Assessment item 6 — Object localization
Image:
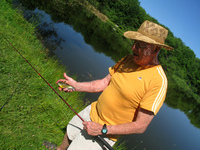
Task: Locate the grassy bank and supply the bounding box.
[0,1,126,149]
[0,0,85,149]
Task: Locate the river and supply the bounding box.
[17,1,200,149]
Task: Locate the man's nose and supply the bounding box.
[131,44,135,50]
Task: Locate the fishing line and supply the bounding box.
[0,33,114,150]
[0,86,20,111]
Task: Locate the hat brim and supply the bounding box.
[124,31,173,50]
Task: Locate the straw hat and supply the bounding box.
[124,20,173,50]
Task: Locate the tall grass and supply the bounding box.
[0,0,85,149]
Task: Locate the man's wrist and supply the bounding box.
[101,124,108,135]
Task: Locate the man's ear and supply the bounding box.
[153,46,161,53]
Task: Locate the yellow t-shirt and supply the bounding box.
[90,55,168,141]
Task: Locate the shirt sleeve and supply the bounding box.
[140,68,168,115]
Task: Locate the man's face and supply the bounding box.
[132,40,158,66]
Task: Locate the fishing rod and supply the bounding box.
[1,33,114,150]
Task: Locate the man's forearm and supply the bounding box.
[107,122,146,135]
[75,80,106,93]
[83,121,147,137]
[75,74,111,93]
[106,109,154,135]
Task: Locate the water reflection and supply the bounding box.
[15,0,200,149]
[166,76,200,129]
[23,7,65,56]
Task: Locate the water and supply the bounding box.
[21,3,200,150]
[53,22,115,101]
[54,23,115,81]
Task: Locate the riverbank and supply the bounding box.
[0,0,125,149]
[0,0,85,149]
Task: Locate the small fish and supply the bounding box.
[57,81,75,91]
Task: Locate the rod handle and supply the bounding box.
[97,135,114,150]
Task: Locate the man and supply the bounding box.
[43,20,173,150]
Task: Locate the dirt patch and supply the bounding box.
[80,1,109,22]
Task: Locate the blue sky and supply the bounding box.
[139,0,200,58]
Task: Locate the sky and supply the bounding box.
[139,0,200,58]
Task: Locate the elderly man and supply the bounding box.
[43,20,173,150]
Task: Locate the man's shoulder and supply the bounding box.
[150,65,168,84]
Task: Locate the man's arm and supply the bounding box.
[56,73,111,93]
[107,108,154,135]
[83,108,154,136]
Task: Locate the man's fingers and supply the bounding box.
[63,72,69,80]
[56,79,66,84]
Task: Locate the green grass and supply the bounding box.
[0,0,85,149]
[0,0,126,149]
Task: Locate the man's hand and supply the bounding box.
[82,121,103,136]
[56,73,111,93]
[56,73,77,92]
